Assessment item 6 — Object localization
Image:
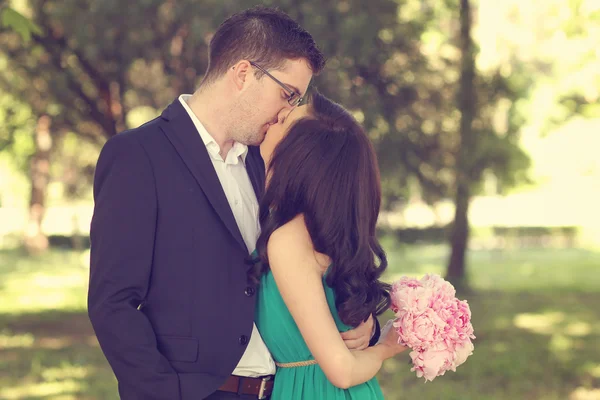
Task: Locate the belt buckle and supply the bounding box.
[258,376,271,399]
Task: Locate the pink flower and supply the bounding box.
[392,281,436,314]
[452,340,474,369]
[390,277,425,313]
[389,274,475,381]
[395,276,422,289]
[410,342,454,382]
[394,308,446,350]
[422,274,455,298]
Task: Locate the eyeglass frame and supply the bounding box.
[249,61,303,107]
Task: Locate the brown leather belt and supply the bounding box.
[218,375,274,399]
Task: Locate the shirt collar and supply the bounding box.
[178,94,248,164]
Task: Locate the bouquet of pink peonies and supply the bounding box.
[390,274,475,382]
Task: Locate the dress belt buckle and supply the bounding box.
[258,376,271,399]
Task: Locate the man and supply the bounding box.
[88,6,379,400]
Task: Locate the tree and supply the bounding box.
[285,0,448,206]
[0,0,229,251]
[1,2,50,252]
[1,0,533,260]
[446,0,476,289]
[444,0,532,289]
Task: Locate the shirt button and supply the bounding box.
[235,199,239,205]
[245,287,255,297]
[239,335,249,346]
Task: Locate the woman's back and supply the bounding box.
[255,267,384,399]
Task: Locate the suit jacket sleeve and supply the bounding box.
[368,315,381,347]
[88,133,180,399]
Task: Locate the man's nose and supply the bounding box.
[276,108,290,123]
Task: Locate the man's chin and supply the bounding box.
[251,129,268,146]
[240,134,265,147]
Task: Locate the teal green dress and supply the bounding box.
[255,266,384,399]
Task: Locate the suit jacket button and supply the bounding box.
[239,335,249,345]
[245,287,255,297]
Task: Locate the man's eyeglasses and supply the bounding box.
[249,61,303,107]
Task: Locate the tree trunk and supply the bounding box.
[446,0,476,291]
[447,181,471,288]
[23,115,53,254]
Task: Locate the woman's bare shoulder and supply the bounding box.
[268,215,330,273]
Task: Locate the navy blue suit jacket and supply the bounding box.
[88,99,266,400]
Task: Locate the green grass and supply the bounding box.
[0,245,599,399]
[378,243,600,400]
[0,249,116,399]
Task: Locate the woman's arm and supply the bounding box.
[267,218,405,389]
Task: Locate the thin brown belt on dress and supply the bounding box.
[275,359,318,368]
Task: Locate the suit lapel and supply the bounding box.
[245,146,266,202]
[159,99,247,252]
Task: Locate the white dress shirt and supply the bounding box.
[178,95,276,377]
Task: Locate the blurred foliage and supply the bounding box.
[0,93,36,170]
[1,0,597,200]
[0,4,41,42]
[0,0,537,209]
[0,0,597,262]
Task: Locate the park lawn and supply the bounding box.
[379,244,600,400]
[0,245,599,400]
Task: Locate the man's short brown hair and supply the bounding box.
[202,6,326,85]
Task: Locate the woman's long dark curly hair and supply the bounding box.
[248,91,391,327]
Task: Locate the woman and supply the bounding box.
[249,92,406,399]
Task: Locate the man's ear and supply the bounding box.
[230,60,253,91]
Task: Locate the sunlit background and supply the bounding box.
[0,0,599,399]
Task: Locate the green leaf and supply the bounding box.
[0,7,43,42]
